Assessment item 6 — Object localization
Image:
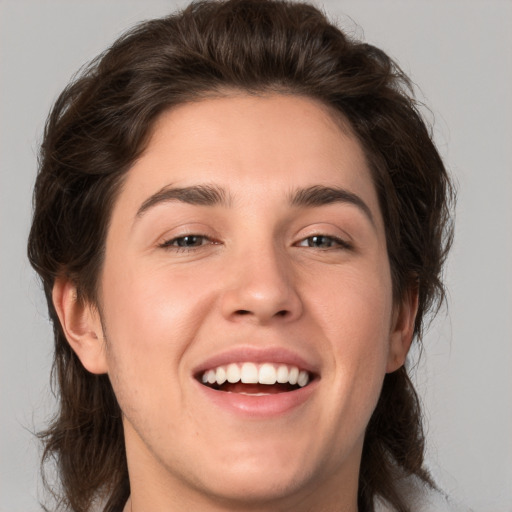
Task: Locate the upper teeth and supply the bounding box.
[201,362,310,387]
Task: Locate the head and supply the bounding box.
[28,1,454,511]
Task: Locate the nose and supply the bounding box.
[220,245,303,325]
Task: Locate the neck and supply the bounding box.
[123,421,361,512]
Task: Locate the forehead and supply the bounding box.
[114,93,382,226]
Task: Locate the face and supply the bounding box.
[59,94,415,511]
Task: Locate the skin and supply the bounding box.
[53,94,417,512]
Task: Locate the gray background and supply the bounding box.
[1,1,511,511]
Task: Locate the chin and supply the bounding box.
[197,466,313,507]
[184,441,326,507]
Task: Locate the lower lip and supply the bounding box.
[195,379,318,418]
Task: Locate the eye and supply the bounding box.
[296,235,350,250]
[159,234,212,250]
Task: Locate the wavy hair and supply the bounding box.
[28,1,454,511]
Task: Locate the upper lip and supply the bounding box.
[192,345,320,377]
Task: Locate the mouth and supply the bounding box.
[197,362,314,395]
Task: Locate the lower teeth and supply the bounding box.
[206,382,301,393]
[234,392,271,396]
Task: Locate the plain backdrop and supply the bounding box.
[1,1,511,511]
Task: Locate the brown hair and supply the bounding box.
[28,1,454,511]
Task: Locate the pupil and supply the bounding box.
[310,235,330,248]
[179,236,201,247]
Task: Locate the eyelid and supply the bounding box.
[293,222,354,247]
[158,233,216,249]
[152,221,222,248]
[295,234,352,250]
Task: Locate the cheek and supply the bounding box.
[98,256,228,420]
[312,264,393,405]
[101,257,208,344]
[98,259,210,400]
[314,260,393,347]
[99,264,200,425]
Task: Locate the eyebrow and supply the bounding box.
[135,183,374,225]
[136,184,229,218]
[289,185,375,225]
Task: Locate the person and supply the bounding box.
[27,0,455,511]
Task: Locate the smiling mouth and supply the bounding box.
[198,362,313,395]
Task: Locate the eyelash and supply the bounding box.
[295,235,352,250]
[158,234,214,252]
[159,234,351,252]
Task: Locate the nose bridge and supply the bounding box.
[220,236,302,323]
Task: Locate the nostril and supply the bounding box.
[234,309,289,317]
